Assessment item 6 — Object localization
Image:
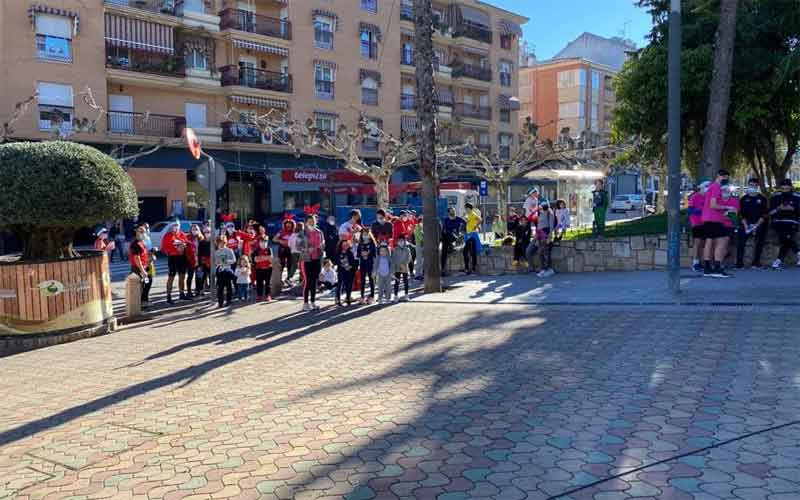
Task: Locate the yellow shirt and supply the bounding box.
[466,209,482,232]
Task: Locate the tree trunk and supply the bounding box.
[414,0,441,293]
[699,0,738,180]
[495,180,508,236]
[13,226,80,260]
[374,173,390,210]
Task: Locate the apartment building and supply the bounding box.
[0,0,526,223]
[518,33,635,144]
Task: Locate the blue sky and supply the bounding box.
[485,0,654,59]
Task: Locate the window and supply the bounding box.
[500,108,511,123]
[402,42,414,65]
[185,103,207,128]
[314,16,334,50]
[284,191,321,210]
[184,0,205,13]
[315,114,337,136]
[361,0,378,14]
[500,61,513,87]
[363,118,381,151]
[500,34,512,50]
[361,77,379,106]
[559,101,585,119]
[186,49,208,71]
[499,133,512,159]
[36,14,72,62]
[360,30,378,59]
[557,69,587,89]
[315,64,335,99]
[37,82,73,132]
[591,104,599,132]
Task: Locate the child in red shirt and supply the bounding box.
[252,235,273,301]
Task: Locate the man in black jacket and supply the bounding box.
[736,178,769,269]
[770,179,800,269]
[371,209,394,246]
[321,215,339,262]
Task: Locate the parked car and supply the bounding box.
[150,220,203,253]
[611,194,645,213]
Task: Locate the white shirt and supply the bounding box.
[523,196,539,217]
[320,268,337,284]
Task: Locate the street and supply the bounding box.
[2,273,800,499]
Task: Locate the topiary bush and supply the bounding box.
[0,141,138,260]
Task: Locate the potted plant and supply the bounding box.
[0,141,138,345]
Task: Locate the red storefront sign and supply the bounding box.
[281,169,373,184]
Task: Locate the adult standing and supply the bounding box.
[736,178,768,269]
[687,181,710,272]
[196,226,212,296]
[592,180,609,238]
[371,209,394,246]
[770,179,800,269]
[129,225,152,307]
[298,215,325,311]
[162,222,190,303]
[273,219,296,286]
[701,169,732,278]
[185,224,202,297]
[321,214,339,261]
[394,211,416,274]
[463,203,482,275]
[441,207,465,276]
[338,209,363,242]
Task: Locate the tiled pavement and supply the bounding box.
[1,292,799,499]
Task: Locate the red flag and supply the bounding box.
[184,128,202,160]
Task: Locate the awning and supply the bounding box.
[401,116,418,136]
[359,69,382,86]
[104,13,174,54]
[359,22,382,41]
[461,46,489,56]
[498,19,523,37]
[29,4,79,35]
[232,38,288,56]
[231,95,288,109]
[497,95,521,111]
[312,9,339,30]
[314,110,339,118]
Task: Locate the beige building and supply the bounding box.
[0,0,526,222]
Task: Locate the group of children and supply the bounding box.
[212,222,275,307]
[508,189,571,277]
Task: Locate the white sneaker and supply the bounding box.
[772,259,783,270]
[392,295,399,303]
[302,302,312,311]
[536,270,546,277]
[311,302,319,310]
[545,269,555,277]
[401,295,409,302]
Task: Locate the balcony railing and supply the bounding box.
[107,110,184,137]
[401,49,415,65]
[315,80,334,100]
[476,144,492,155]
[401,93,415,110]
[219,8,292,40]
[104,0,177,15]
[452,21,492,44]
[220,65,293,93]
[500,73,512,87]
[453,103,491,121]
[452,63,492,82]
[222,121,264,143]
[400,4,414,21]
[106,48,185,77]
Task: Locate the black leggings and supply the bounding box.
[337,269,355,304]
[394,272,409,296]
[360,268,375,298]
[255,268,273,297]
[775,224,799,260]
[302,259,321,303]
[463,238,477,272]
[216,269,233,306]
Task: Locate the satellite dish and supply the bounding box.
[195,160,226,191]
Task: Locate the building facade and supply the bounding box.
[0,0,526,224]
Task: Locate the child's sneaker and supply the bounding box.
[536,269,546,277]
[359,298,366,305]
[265,295,272,302]
[401,294,409,302]
[302,302,312,311]
[392,295,399,303]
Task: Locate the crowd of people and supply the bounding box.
[688,170,800,277]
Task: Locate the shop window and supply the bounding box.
[284,191,320,210]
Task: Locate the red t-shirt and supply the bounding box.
[129,240,149,270]
[252,247,273,269]
[393,219,416,242]
[162,231,188,256]
[236,231,257,256]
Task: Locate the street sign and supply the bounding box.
[479,180,488,197]
[196,160,226,193]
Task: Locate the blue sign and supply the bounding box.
[479,180,488,196]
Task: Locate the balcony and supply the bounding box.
[454,103,491,121]
[362,138,380,152]
[452,21,492,44]
[107,110,184,137]
[400,4,414,21]
[219,9,292,40]
[104,0,178,15]
[401,93,415,110]
[452,63,492,82]
[106,48,185,78]
[499,145,511,160]
[221,65,293,93]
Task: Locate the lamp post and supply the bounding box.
[667,0,682,295]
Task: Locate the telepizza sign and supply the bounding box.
[281,169,372,184]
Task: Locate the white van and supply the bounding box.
[441,189,480,217]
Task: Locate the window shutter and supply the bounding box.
[36,14,72,39]
[37,82,73,107]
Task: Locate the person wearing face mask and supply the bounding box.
[769,179,800,269]
[184,224,201,298]
[214,235,236,307]
[688,181,710,272]
[463,203,483,275]
[735,179,768,269]
[273,219,297,286]
[162,222,190,302]
[536,202,557,277]
[298,215,325,311]
[196,227,212,296]
[391,235,412,301]
[393,210,416,247]
[129,225,152,307]
[371,209,394,246]
[701,169,733,278]
[321,215,339,261]
[357,229,377,304]
[225,222,240,260]
[441,207,466,276]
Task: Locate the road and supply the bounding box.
[2,274,799,499]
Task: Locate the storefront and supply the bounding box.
[522,167,605,228]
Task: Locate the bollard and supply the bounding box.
[125,273,142,319]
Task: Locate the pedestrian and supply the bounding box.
[321,214,339,261]
[736,178,768,269]
[701,169,733,278]
[537,201,557,277]
[94,228,115,261]
[462,203,482,274]
[507,207,520,234]
[235,224,257,257]
[592,179,609,238]
[298,215,325,311]
[252,234,273,302]
[375,243,393,303]
[319,258,337,292]
[392,234,412,301]
[720,185,740,268]
[273,219,296,286]
[688,181,710,272]
[336,239,357,306]
[371,209,394,246]
[196,226,212,296]
[235,255,252,302]
[441,207,465,276]
[512,216,532,268]
[769,179,800,269]
[289,221,304,285]
[413,216,424,281]
[114,221,127,262]
[492,213,505,239]
[523,188,540,219]
[162,222,190,302]
[357,229,377,304]
[185,224,201,298]
[224,222,241,260]
[214,235,236,307]
[338,209,363,242]
[129,225,152,307]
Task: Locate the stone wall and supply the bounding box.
[444,234,794,276]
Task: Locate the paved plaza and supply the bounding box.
[2,274,800,499]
